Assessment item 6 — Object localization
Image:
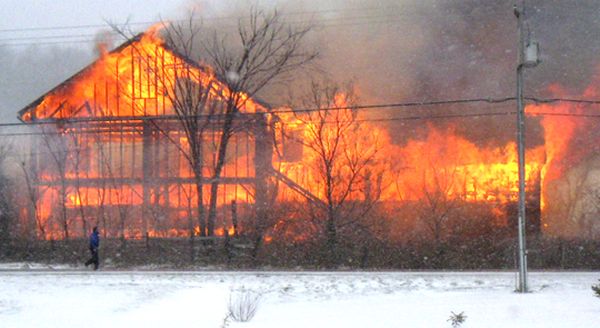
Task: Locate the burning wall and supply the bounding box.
[19,29,267,240]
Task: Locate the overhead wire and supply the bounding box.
[0,96,520,130]
[525,96,600,104]
[4,112,600,158]
[0,5,409,34]
[0,8,427,47]
[0,96,598,133]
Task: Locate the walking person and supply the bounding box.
[84,226,100,270]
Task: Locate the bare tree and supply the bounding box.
[39,125,71,239]
[414,165,462,245]
[110,7,316,237]
[285,81,386,265]
[18,152,47,239]
[199,8,317,236]
[93,131,135,241]
[66,130,91,238]
[111,17,221,237]
[0,141,15,248]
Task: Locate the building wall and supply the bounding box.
[30,118,266,239]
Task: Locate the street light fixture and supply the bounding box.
[514,2,540,293]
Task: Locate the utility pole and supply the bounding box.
[514,1,540,293]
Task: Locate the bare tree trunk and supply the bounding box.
[40,127,71,240]
[187,192,195,261]
[207,114,234,236]
[60,175,69,240]
[71,134,88,238]
[194,174,206,237]
[325,210,338,265]
[20,159,44,239]
[325,168,338,265]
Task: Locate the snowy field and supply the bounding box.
[0,265,598,328]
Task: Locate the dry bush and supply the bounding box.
[227,289,261,322]
[592,280,600,298]
[448,311,467,328]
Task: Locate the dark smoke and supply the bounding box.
[184,0,600,148]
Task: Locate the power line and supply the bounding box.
[0,6,406,34]
[528,112,600,118]
[1,96,600,132]
[277,97,516,115]
[0,112,513,137]
[0,96,597,132]
[4,109,600,157]
[525,97,600,104]
[272,96,600,115]
[0,10,426,47]
[1,39,113,47]
[355,111,516,123]
[3,110,600,140]
[0,32,122,43]
[1,97,517,128]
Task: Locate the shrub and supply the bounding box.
[592,280,600,298]
[227,290,261,322]
[448,311,467,328]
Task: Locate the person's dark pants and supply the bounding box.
[85,248,99,270]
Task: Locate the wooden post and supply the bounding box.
[29,134,40,239]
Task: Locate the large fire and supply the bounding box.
[275,109,545,208]
[525,80,600,237]
[21,26,265,239]
[22,26,259,122]
[21,26,595,241]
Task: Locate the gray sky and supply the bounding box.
[0,0,286,49]
[0,0,186,30]
[0,0,193,50]
[0,0,189,121]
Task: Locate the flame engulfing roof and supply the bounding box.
[18,28,267,122]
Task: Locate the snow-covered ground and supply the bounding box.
[0,264,598,328]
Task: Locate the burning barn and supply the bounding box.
[18,29,274,240]
[16,26,552,244]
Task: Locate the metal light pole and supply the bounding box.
[514,1,540,293]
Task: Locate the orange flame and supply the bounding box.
[24,26,561,241]
[24,27,261,121]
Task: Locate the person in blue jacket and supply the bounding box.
[84,226,100,270]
